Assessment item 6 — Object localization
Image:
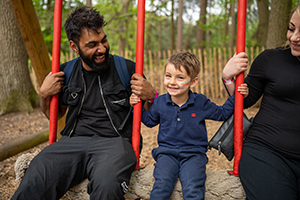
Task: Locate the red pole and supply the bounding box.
[229,0,247,176]
[132,0,145,170]
[49,0,63,145]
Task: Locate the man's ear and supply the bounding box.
[69,40,79,54]
[190,77,199,88]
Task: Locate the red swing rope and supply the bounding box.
[132,0,145,170]
[49,0,63,145]
[228,0,247,176]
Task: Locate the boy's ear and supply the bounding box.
[190,77,199,88]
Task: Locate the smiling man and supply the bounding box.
[12,6,156,200]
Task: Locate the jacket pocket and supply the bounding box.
[62,86,82,106]
[103,85,129,112]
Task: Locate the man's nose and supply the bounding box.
[96,43,106,52]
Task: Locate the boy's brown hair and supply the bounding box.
[165,52,200,79]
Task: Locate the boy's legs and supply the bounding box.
[86,136,136,200]
[179,149,208,200]
[11,136,89,200]
[150,146,180,200]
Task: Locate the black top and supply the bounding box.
[72,63,117,137]
[244,47,300,160]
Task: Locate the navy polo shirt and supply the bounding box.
[141,91,235,153]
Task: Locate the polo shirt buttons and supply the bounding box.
[177,118,181,121]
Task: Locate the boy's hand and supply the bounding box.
[130,93,141,107]
[237,83,249,98]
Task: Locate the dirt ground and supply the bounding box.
[0,98,258,199]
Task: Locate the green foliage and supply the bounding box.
[32,0,295,56]
[32,0,84,53]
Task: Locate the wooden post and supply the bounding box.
[9,0,51,86]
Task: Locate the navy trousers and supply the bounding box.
[239,141,300,200]
[149,146,208,200]
[11,135,136,200]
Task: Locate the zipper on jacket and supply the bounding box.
[98,76,121,136]
[68,74,87,137]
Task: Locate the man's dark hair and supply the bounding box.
[64,6,107,44]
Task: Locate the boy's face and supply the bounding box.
[164,63,194,99]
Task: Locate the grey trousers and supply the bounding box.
[11,135,136,200]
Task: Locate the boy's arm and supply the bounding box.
[130,93,159,128]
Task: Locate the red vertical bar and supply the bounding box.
[229,0,247,176]
[132,0,145,170]
[49,0,63,145]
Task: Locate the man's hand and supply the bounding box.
[39,71,65,119]
[40,71,65,100]
[130,73,156,101]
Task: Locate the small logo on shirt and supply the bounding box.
[121,181,128,193]
[71,92,78,99]
[191,113,196,117]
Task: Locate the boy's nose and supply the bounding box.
[170,78,176,84]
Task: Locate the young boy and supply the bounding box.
[130,52,248,200]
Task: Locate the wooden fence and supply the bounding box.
[37,46,264,99]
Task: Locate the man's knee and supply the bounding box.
[87,173,126,199]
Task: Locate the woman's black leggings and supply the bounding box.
[239,141,300,200]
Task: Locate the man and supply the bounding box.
[12,6,156,200]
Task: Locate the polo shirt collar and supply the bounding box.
[166,90,195,107]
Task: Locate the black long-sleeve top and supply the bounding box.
[244,47,300,160]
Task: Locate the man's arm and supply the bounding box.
[39,71,68,119]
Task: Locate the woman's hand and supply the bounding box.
[223,52,248,80]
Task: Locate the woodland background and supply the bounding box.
[0,0,298,198]
[0,0,299,116]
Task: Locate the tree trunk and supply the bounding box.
[86,0,92,7]
[266,0,292,48]
[118,0,131,55]
[197,0,208,49]
[171,0,175,51]
[229,0,236,49]
[256,0,269,47]
[0,0,39,115]
[176,0,183,51]
[184,22,192,50]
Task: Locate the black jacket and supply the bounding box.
[59,54,136,141]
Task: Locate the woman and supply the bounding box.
[222,4,300,200]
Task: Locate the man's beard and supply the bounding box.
[78,46,110,74]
